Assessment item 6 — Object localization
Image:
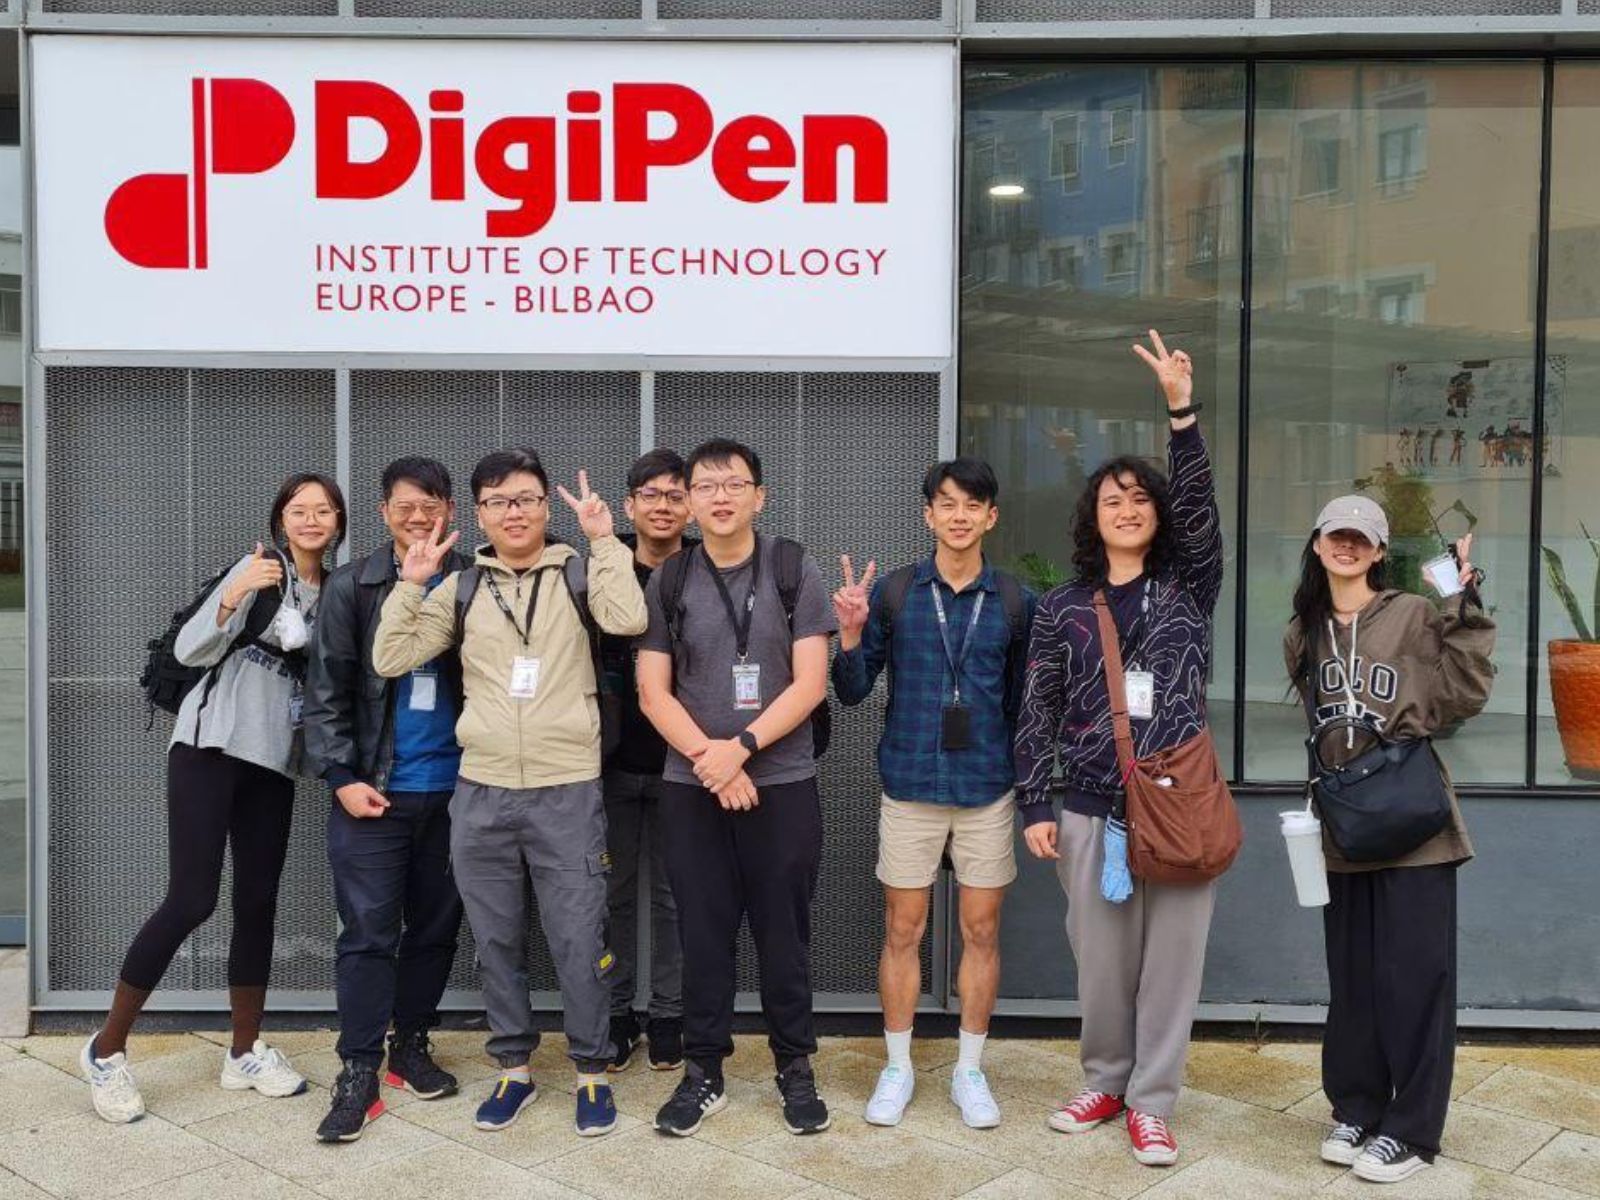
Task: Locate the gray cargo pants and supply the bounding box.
[1058,811,1216,1118]
[450,776,615,1072]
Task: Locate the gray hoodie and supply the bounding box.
[1284,588,1496,873]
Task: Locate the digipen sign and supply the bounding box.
[34,37,955,357]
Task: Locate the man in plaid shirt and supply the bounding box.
[831,457,1035,1131]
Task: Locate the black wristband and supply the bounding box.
[737,730,759,754]
[1167,402,1204,420]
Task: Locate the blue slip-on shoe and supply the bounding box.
[575,1079,618,1137]
[473,1074,538,1131]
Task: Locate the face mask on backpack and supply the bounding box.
[272,604,309,651]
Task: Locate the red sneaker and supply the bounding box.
[1047,1089,1126,1133]
[1126,1108,1179,1166]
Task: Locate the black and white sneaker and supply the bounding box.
[654,1067,727,1136]
[609,1012,642,1074]
[316,1062,384,1143]
[775,1059,830,1135]
[1352,1135,1431,1183]
[1320,1121,1368,1166]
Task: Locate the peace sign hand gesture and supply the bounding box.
[556,470,615,542]
[400,519,461,586]
[1132,328,1194,415]
[833,553,877,652]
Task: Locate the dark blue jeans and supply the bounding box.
[328,788,463,1067]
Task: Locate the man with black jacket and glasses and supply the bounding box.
[304,457,470,1143]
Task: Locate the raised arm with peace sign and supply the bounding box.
[833,553,878,652]
[400,518,461,586]
[556,469,616,543]
[1132,328,1196,426]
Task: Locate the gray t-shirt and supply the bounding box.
[640,535,836,787]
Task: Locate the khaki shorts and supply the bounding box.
[876,792,1018,890]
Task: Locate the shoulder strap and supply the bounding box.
[1093,590,1137,779]
[994,570,1028,719]
[994,571,1026,639]
[452,566,481,646]
[560,554,594,630]
[878,564,917,634]
[658,547,694,646]
[772,537,805,627]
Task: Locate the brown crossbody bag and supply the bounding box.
[1093,590,1242,885]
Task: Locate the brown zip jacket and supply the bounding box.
[1284,588,1496,873]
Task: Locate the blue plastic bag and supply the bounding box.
[1101,816,1134,903]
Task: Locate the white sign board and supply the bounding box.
[32,36,954,358]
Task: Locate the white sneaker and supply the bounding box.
[950,1067,1001,1129]
[864,1065,915,1127]
[79,1035,145,1124]
[219,1039,307,1097]
[1320,1121,1368,1166]
[1352,1135,1431,1183]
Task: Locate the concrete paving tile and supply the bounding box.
[0,1112,227,1200]
[18,1033,210,1074]
[1518,1131,1600,1197]
[0,1057,96,1133]
[0,1049,19,1069]
[1164,1088,1340,1190]
[116,1159,322,1200]
[785,1187,866,1200]
[120,1046,277,1127]
[1183,1042,1324,1111]
[537,1122,816,1200]
[995,1123,1161,1200]
[724,1035,786,1085]
[290,1051,423,1111]
[1326,1155,1595,1199]
[815,1035,960,1074]
[671,1074,789,1151]
[0,1166,54,1200]
[1256,1041,1323,1070]
[1138,1156,1335,1199]
[188,1087,444,1182]
[966,1040,1085,1108]
[190,1030,338,1057]
[1440,1101,1563,1173]
[741,1114,1010,1200]
[1460,1048,1600,1091]
[310,1143,591,1200]
[391,1073,643,1168]
[1453,1055,1510,1099]
[897,1084,1090,1174]
[952,1165,1111,1200]
[1462,1067,1600,1138]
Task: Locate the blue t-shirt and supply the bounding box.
[387,572,462,794]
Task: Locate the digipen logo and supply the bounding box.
[104,78,295,269]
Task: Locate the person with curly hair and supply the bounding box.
[1013,331,1224,1169]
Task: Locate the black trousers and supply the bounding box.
[1323,863,1458,1157]
[120,743,295,991]
[328,789,463,1067]
[659,776,823,1074]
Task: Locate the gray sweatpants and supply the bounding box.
[603,768,682,1020]
[1057,811,1216,1118]
[450,777,615,1073]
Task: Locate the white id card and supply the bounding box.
[288,687,304,730]
[1125,670,1156,721]
[732,662,763,711]
[509,656,542,700]
[410,670,438,712]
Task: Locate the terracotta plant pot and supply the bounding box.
[1549,639,1600,780]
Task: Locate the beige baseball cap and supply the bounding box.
[1314,495,1390,547]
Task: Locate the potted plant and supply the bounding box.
[1353,464,1436,596]
[1543,526,1600,780]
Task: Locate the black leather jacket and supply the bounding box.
[303,542,470,792]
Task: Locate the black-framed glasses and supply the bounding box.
[633,486,689,507]
[478,492,547,516]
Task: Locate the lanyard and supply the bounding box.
[1113,576,1151,667]
[703,540,761,662]
[930,581,985,706]
[485,567,550,649]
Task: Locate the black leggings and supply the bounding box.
[119,743,295,991]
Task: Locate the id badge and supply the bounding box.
[509,656,542,700]
[732,662,763,711]
[410,670,438,712]
[941,704,972,751]
[1125,670,1156,721]
[288,685,304,730]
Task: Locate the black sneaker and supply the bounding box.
[384,1029,458,1099]
[1352,1135,1431,1183]
[609,1012,642,1074]
[654,1067,727,1137]
[1320,1121,1368,1166]
[646,1017,684,1071]
[775,1059,830,1135]
[316,1061,384,1143]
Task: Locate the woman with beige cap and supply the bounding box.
[1284,496,1496,1185]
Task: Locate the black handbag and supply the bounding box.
[1305,715,1453,863]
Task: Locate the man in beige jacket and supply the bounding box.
[374,448,647,1139]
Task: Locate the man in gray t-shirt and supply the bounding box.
[636,438,837,1140]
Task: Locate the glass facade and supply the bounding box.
[962,58,1597,791]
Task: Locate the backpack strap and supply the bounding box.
[876,564,917,636]
[658,546,694,651]
[993,569,1028,722]
[558,553,605,675]
[772,537,807,632]
[452,566,482,646]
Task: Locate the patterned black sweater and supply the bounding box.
[1014,423,1224,825]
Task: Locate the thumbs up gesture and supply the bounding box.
[223,542,284,610]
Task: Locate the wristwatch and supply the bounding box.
[737,730,760,755]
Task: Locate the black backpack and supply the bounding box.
[656,537,831,758]
[453,554,620,759]
[139,550,291,726]
[875,563,1030,722]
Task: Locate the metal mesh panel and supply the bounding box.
[659,0,938,17]
[655,372,940,997]
[43,0,336,13]
[976,0,1251,18]
[1274,0,1557,13]
[44,368,337,994]
[355,0,639,16]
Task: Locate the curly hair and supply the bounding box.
[1070,455,1178,585]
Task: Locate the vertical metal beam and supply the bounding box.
[335,368,352,568]
[1232,62,1257,782]
[1527,57,1556,788]
[639,370,655,454]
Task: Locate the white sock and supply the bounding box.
[499,1064,532,1083]
[576,1072,607,1089]
[884,1027,913,1072]
[957,1027,987,1074]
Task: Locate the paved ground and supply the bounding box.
[0,1028,1593,1200]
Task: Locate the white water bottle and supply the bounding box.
[1280,809,1330,908]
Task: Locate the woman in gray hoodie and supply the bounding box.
[79,473,347,1125]
[1285,495,1496,1185]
